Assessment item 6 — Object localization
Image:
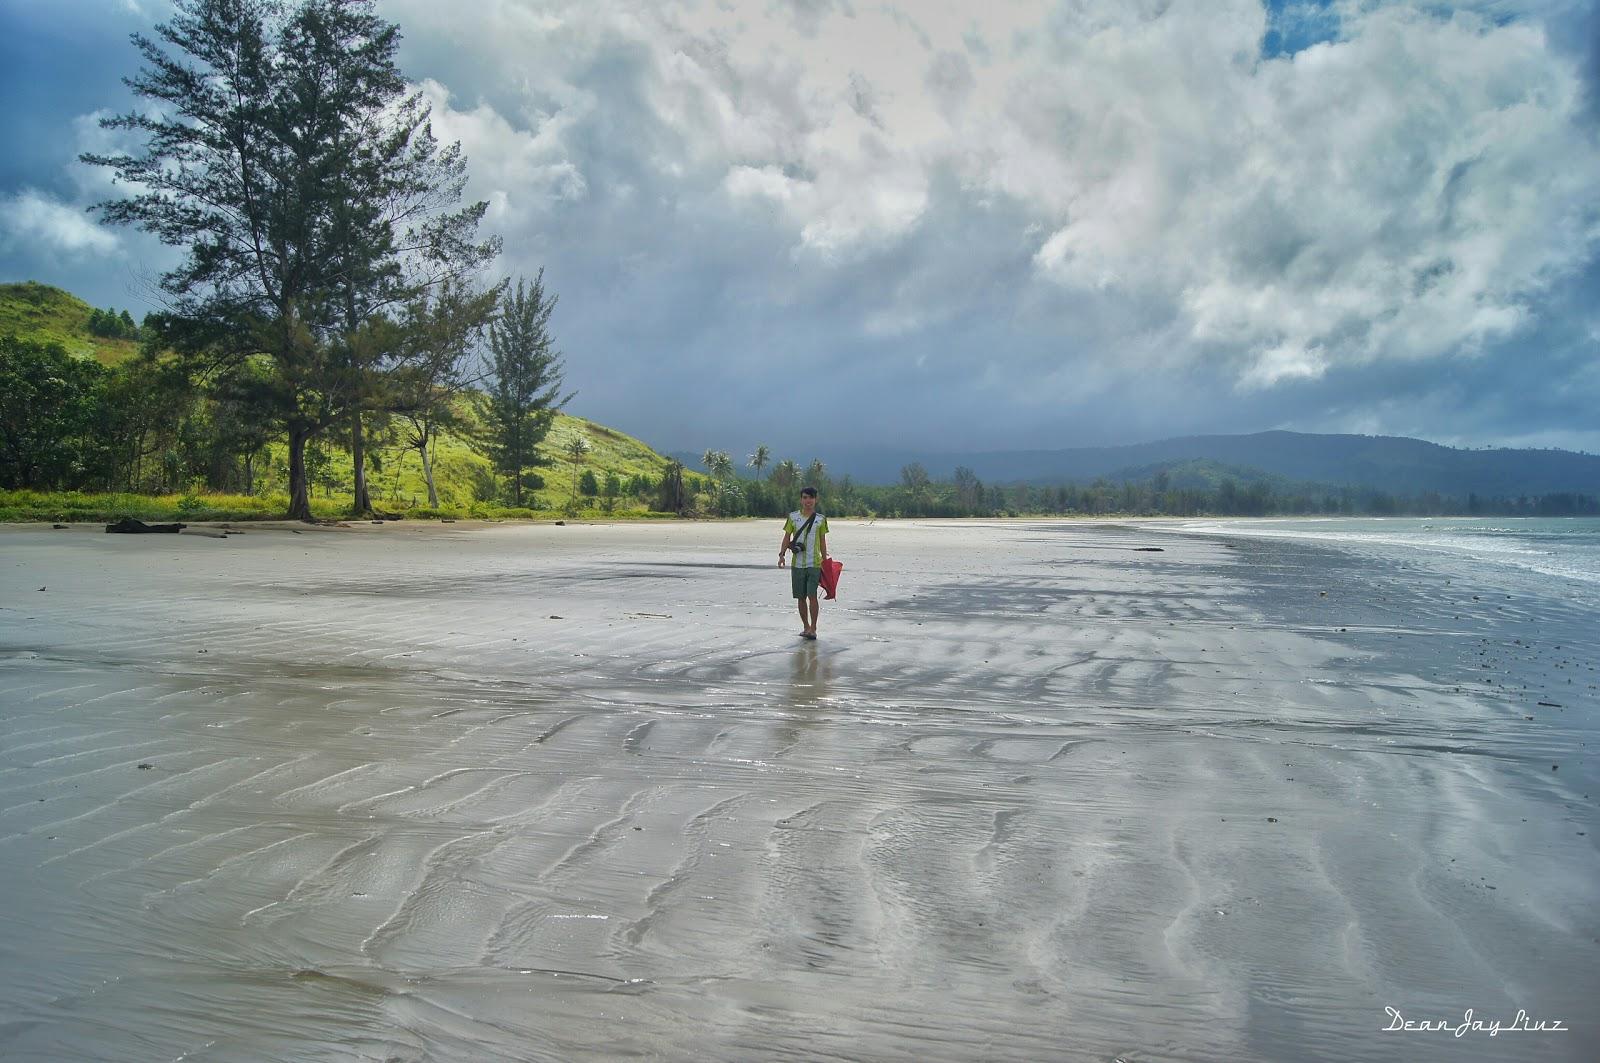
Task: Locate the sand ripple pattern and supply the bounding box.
[1,520,1596,1061]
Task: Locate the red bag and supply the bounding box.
[819,557,843,599]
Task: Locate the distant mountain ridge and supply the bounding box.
[942,432,1600,497]
[684,432,1600,498]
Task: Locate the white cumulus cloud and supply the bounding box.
[0,189,120,257]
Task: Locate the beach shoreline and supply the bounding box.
[2,519,1595,1060]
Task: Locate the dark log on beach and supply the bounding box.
[105,518,186,534]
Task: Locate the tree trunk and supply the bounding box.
[287,427,313,522]
[420,435,438,508]
[244,451,255,496]
[351,414,372,516]
[511,460,522,507]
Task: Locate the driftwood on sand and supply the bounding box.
[105,518,186,534]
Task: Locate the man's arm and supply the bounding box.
[818,529,828,561]
[778,530,791,567]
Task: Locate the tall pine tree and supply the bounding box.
[477,271,570,507]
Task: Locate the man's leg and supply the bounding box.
[796,597,809,633]
[806,595,820,634]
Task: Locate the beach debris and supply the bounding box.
[106,517,185,534]
[1538,701,1563,708]
[1133,547,1164,552]
[555,520,566,526]
[1266,817,1278,823]
[37,586,45,591]
[137,763,153,770]
[52,523,67,529]
[548,615,563,619]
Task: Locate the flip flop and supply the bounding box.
[801,632,817,640]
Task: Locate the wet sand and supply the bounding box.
[1,519,1596,1061]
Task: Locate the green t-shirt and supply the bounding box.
[783,510,829,568]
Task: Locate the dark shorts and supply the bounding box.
[791,566,821,599]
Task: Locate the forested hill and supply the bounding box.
[1,281,687,516]
[817,431,1600,496]
[0,281,144,364]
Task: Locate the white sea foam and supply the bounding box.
[1173,517,1600,587]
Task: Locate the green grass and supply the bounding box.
[0,487,691,523]
[0,489,341,523]
[0,281,141,364]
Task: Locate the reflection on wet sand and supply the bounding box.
[787,640,832,705]
[1,519,1596,1062]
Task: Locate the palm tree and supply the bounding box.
[564,435,591,503]
[770,458,800,493]
[748,444,771,478]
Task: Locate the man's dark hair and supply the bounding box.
[800,486,818,497]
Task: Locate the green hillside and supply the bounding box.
[1,281,697,521]
[0,281,142,364]
[257,410,692,516]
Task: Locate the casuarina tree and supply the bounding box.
[392,279,502,507]
[83,0,496,521]
[477,271,570,506]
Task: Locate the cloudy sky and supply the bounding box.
[3,0,1598,462]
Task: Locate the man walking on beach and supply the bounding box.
[779,486,829,640]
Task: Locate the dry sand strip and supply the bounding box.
[1,519,1596,1062]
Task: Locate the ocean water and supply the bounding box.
[1172,516,1600,590]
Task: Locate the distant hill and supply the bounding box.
[0,281,143,364]
[1082,432,1600,497]
[699,432,1600,498]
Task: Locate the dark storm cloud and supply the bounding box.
[3,0,1597,464]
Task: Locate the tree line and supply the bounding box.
[87,307,144,341]
[683,452,1600,519]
